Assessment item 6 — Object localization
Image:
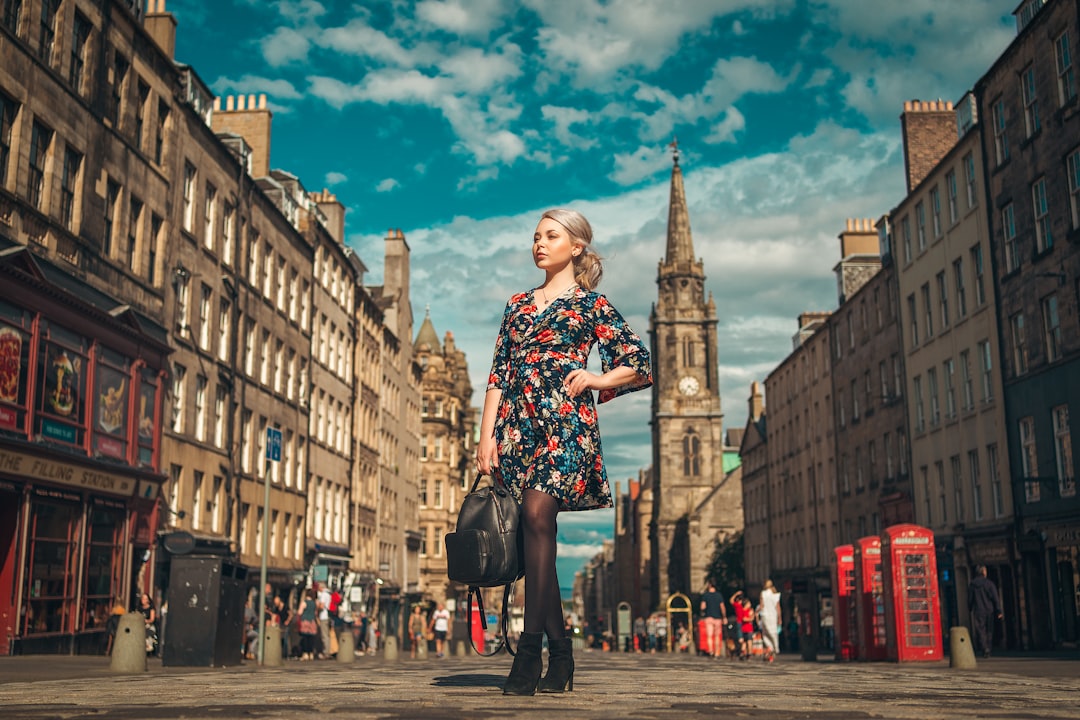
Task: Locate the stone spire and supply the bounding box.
[414,305,441,353]
[664,138,696,264]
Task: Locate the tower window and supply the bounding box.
[682,433,700,476]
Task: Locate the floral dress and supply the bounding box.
[487,286,652,511]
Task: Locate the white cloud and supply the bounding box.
[704,106,745,144]
[211,74,303,101]
[376,178,401,192]
[324,171,348,186]
[260,26,311,66]
[415,0,510,36]
[610,145,671,186]
[556,543,605,559]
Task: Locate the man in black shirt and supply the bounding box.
[700,581,727,658]
[968,565,1003,658]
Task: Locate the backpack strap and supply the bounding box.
[464,581,519,657]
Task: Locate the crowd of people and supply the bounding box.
[249,582,380,661]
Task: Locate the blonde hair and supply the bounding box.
[763,579,775,591]
[541,208,603,291]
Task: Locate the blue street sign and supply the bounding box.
[266,427,282,462]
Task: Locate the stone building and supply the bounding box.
[974,0,1079,649]
[351,284,384,609]
[739,383,769,589]
[415,310,475,606]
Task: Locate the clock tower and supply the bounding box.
[648,143,724,605]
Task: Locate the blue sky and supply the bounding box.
[167,0,1018,592]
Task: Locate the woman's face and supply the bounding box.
[533,217,577,273]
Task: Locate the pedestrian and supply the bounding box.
[429,602,451,658]
[646,613,658,653]
[656,613,668,652]
[316,582,332,658]
[700,581,727,658]
[138,593,158,656]
[633,615,646,653]
[757,579,781,662]
[730,591,753,659]
[475,208,652,696]
[297,588,319,661]
[104,600,126,655]
[968,565,1003,658]
[409,605,427,659]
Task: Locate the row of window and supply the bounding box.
[837,353,904,428]
[1018,404,1075,500]
[1000,151,1080,274]
[911,341,995,433]
[905,243,988,347]
[836,284,898,360]
[311,475,347,546]
[1008,291,1065,377]
[839,427,909,494]
[316,244,354,310]
[919,444,1006,530]
[899,153,979,265]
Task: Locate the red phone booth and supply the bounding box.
[831,545,856,661]
[881,524,943,662]
[470,599,485,653]
[853,536,887,661]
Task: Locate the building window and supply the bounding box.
[27,121,51,210]
[134,81,148,151]
[946,170,958,224]
[243,320,255,376]
[260,330,270,385]
[899,430,908,476]
[978,340,993,402]
[935,461,947,525]
[885,432,894,480]
[916,201,926,251]
[154,100,168,165]
[971,244,986,306]
[930,186,942,237]
[217,298,231,361]
[1022,64,1040,137]
[1010,313,1028,376]
[175,271,190,337]
[126,197,141,272]
[1032,178,1052,253]
[901,215,912,264]
[987,443,1003,517]
[907,294,918,346]
[927,367,940,426]
[914,375,925,432]
[992,98,1009,165]
[1057,32,1076,105]
[847,313,855,349]
[893,353,903,398]
[38,0,59,65]
[838,389,846,428]
[951,455,963,521]
[222,204,235,264]
[194,375,207,442]
[1053,405,1075,498]
[936,271,948,329]
[103,180,118,256]
[960,350,974,411]
[240,410,252,473]
[148,214,161,284]
[1020,415,1038,481]
[204,183,216,250]
[968,450,982,521]
[0,92,16,189]
[879,360,889,400]
[1042,294,1062,362]
[683,433,700,476]
[1002,204,1019,273]
[109,52,128,127]
[434,479,444,508]
[214,384,226,449]
[964,153,977,207]
[2,0,21,34]
[943,358,956,420]
[60,146,82,231]
[953,259,966,319]
[851,378,859,420]
[921,283,933,338]
[198,283,211,351]
[171,364,186,433]
[68,12,91,93]
[182,162,195,232]
[1068,149,1080,230]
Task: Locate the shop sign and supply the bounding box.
[1047,527,1080,546]
[41,418,76,444]
[0,447,135,497]
[0,405,16,431]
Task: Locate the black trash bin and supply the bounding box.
[162,555,247,666]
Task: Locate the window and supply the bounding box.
[60,146,81,231]
[194,375,207,442]
[247,233,259,286]
[148,214,161,284]
[969,449,983,521]
[1002,204,1020,273]
[851,378,859,421]
[936,461,947,525]
[38,0,59,64]
[434,479,443,508]
[914,375,925,432]
[0,92,16,188]
[899,430,908,476]
[879,360,889,400]
[907,294,918,346]
[1022,64,1040,137]
[263,246,274,298]
[134,81,148,150]
[993,98,1009,165]
[1058,32,1077,105]
[885,432,894,479]
[921,283,933,338]
[171,364,186,432]
[273,340,284,393]
[971,244,986,306]
[204,183,216,250]
[855,447,864,489]
[109,52,128,127]
[240,410,252,473]
[243,320,254,376]
[847,313,855,350]
[1043,294,1062,362]
[960,350,974,411]
[27,121,51,210]
[1069,149,1080,230]
[1011,313,1028,375]
[1032,178,1052,253]
[964,153,977,207]
[951,455,963,521]
[176,271,190,336]
[988,443,1003,517]
[946,171,958,223]
[2,0,20,34]
[1020,417,1038,499]
[260,329,270,385]
[69,12,91,93]
[182,163,195,232]
[198,284,211,351]
[953,259,966,319]
[937,271,948,329]
[893,353,903,398]
[683,433,700,476]
[978,340,994,402]
[838,389,846,428]
[126,197,141,272]
[927,367,939,426]
[214,384,226,449]
[943,358,956,420]
[1053,405,1075,498]
[103,181,118,256]
[901,215,912,264]
[154,100,168,165]
[930,186,942,237]
[916,201,926,251]
[222,204,235,264]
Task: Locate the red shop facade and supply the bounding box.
[0,248,170,655]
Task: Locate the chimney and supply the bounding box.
[211,94,272,178]
[144,0,177,60]
[834,218,882,304]
[748,381,764,421]
[312,189,345,245]
[900,99,957,193]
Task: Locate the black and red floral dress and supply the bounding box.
[487,286,652,511]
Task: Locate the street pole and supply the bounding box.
[257,440,270,664]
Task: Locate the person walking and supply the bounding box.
[700,581,727,658]
[968,565,1003,658]
[757,579,781,662]
[409,605,427,659]
[476,208,652,696]
[297,588,319,661]
[429,602,451,658]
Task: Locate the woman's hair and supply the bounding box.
[763,579,775,591]
[541,208,603,291]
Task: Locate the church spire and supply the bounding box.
[664,137,696,264]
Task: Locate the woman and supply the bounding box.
[138,593,157,656]
[409,605,427,659]
[758,579,781,662]
[297,588,319,661]
[476,208,652,695]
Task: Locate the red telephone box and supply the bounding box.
[470,599,485,653]
[831,545,856,661]
[853,536,887,661]
[881,524,943,662]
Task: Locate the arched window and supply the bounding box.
[682,432,700,476]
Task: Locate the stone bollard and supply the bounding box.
[110,613,147,673]
[454,639,467,657]
[263,624,283,667]
[337,628,355,663]
[416,636,429,659]
[949,626,977,669]
[383,635,399,661]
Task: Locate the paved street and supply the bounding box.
[1,648,1078,720]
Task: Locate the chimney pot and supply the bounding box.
[226,95,235,111]
[258,94,267,110]
[248,94,257,111]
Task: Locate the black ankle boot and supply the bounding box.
[503,632,544,696]
[538,637,574,693]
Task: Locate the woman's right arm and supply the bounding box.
[476,387,502,476]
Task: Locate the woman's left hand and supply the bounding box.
[562,369,601,398]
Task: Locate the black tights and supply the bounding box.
[522,488,564,639]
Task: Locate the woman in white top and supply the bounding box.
[757,579,781,662]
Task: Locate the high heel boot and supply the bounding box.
[538,636,574,693]
[502,632,544,696]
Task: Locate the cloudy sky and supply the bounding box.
[167,0,1018,592]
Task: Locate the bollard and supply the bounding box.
[454,639,467,657]
[383,635,399,661]
[416,636,429,659]
[263,624,283,667]
[337,628,355,663]
[110,613,147,673]
[949,626,977,669]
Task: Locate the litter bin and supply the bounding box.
[162,555,247,666]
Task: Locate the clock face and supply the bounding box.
[678,376,700,396]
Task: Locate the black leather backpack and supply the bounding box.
[444,472,523,655]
